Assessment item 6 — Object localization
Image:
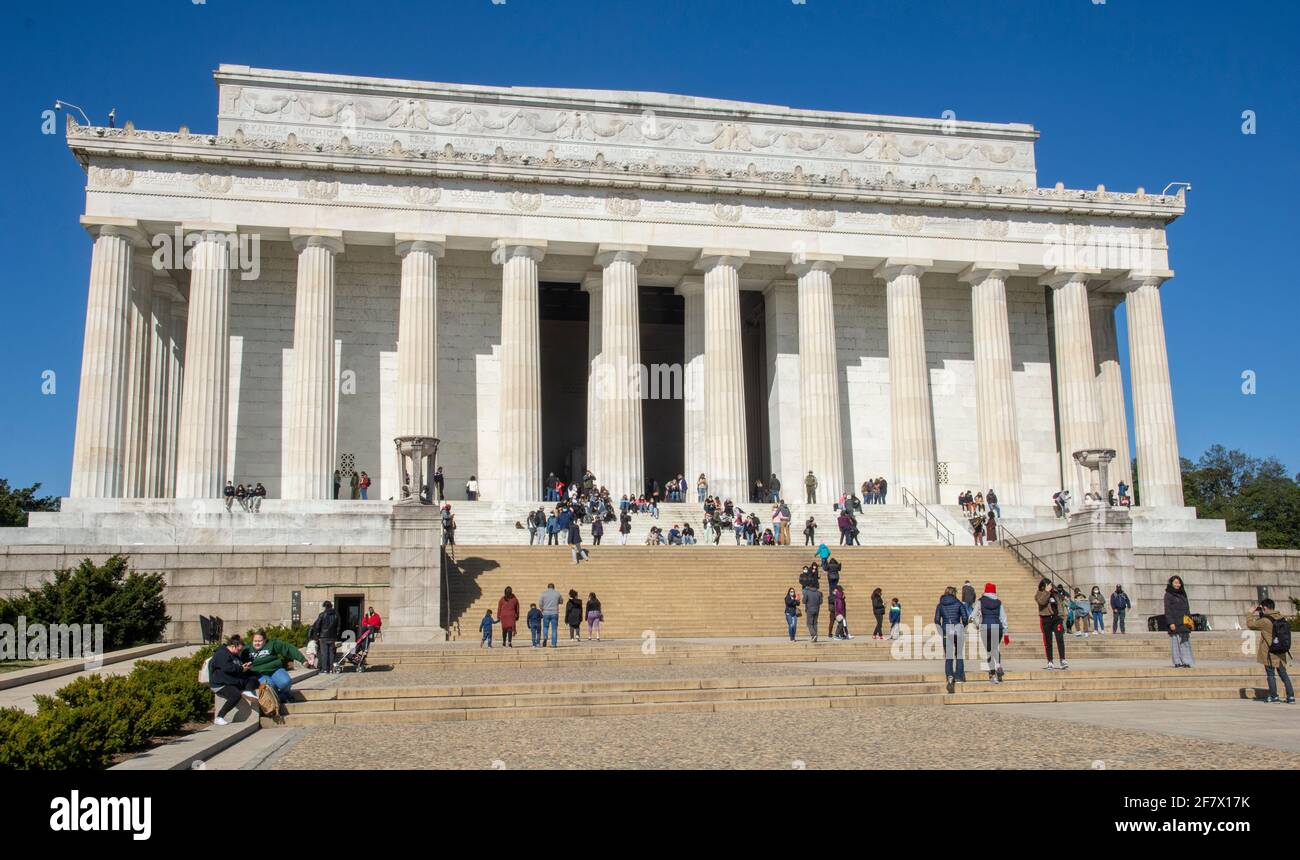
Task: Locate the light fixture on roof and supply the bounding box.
[53,99,91,126]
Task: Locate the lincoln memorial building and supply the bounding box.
[55,64,1202,515]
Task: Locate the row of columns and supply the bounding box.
[71,221,1184,509]
[70,220,187,499]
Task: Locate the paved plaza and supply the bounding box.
[261,699,1299,770]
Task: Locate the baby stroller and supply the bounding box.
[334,625,377,673]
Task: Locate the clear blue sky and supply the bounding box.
[1,0,1296,496]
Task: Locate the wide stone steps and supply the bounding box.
[371,634,1249,667]
[443,502,943,546]
[444,545,1044,637]
[270,665,1259,726]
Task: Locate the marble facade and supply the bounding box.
[62,64,1188,510]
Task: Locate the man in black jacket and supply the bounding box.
[310,601,342,673]
[208,634,259,725]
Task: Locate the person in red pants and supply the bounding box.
[1035,579,1068,670]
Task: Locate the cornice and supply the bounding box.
[65,120,1186,223]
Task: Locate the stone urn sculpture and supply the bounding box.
[1072,448,1117,509]
[393,436,440,505]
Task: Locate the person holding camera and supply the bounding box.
[1247,599,1294,703]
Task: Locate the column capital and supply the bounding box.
[958,262,1019,284]
[787,252,842,278]
[1105,268,1175,292]
[874,258,932,281]
[1038,267,1101,289]
[492,238,547,264]
[80,215,148,246]
[675,275,705,297]
[581,272,603,293]
[1088,291,1125,312]
[696,248,749,272]
[179,221,240,238]
[290,228,344,255]
[595,243,647,268]
[394,233,446,258]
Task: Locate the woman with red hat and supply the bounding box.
[974,582,1009,684]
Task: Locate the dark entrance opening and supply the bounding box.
[334,594,364,639]
[538,283,589,485]
[640,287,684,491]
[537,282,765,494]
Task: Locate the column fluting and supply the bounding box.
[1125,273,1183,507]
[677,278,706,496]
[1043,269,1103,501]
[494,239,546,502]
[1089,292,1132,496]
[698,250,749,504]
[595,245,647,498]
[395,235,444,440]
[962,264,1024,504]
[790,254,844,499]
[284,231,343,500]
[879,259,938,504]
[142,287,174,497]
[174,226,234,499]
[582,273,604,486]
[70,220,144,497]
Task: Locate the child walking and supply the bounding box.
[527,603,542,647]
[888,598,902,640]
[479,609,499,648]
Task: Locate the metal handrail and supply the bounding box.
[978,518,1075,593]
[899,487,955,545]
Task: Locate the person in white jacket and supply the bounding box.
[974,582,1010,684]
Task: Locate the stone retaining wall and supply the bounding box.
[0,545,391,642]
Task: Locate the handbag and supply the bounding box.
[1182,614,1195,631]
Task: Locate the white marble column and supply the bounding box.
[175,225,235,499]
[677,277,706,494]
[790,254,844,498]
[284,230,343,500]
[142,286,176,497]
[164,301,187,497]
[595,244,647,498]
[1089,292,1132,495]
[960,263,1024,504]
[70,218,146,498]
[493,239,546,501]
[120,258,154,497]
[582,273,604,482]
[698,250,749,503]
[878,258,937,504]
[1123,271,1182,507]
[1041,269,1103,501]
[763,280,800,500]
[395,235,445,439]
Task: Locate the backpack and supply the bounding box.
[1268,617,1292,656]
[257,682,284,724]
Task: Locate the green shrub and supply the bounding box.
[242,622,309,649]
[0,555,169,650]
[0,651,215,770]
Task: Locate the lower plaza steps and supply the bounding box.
[271,655,1261,727]
[444,545,1041,639]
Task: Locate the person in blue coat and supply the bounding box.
[1109,585,1132,634]
[479,609,499,648]
[934,586,971,692]
[526,603,543,647]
